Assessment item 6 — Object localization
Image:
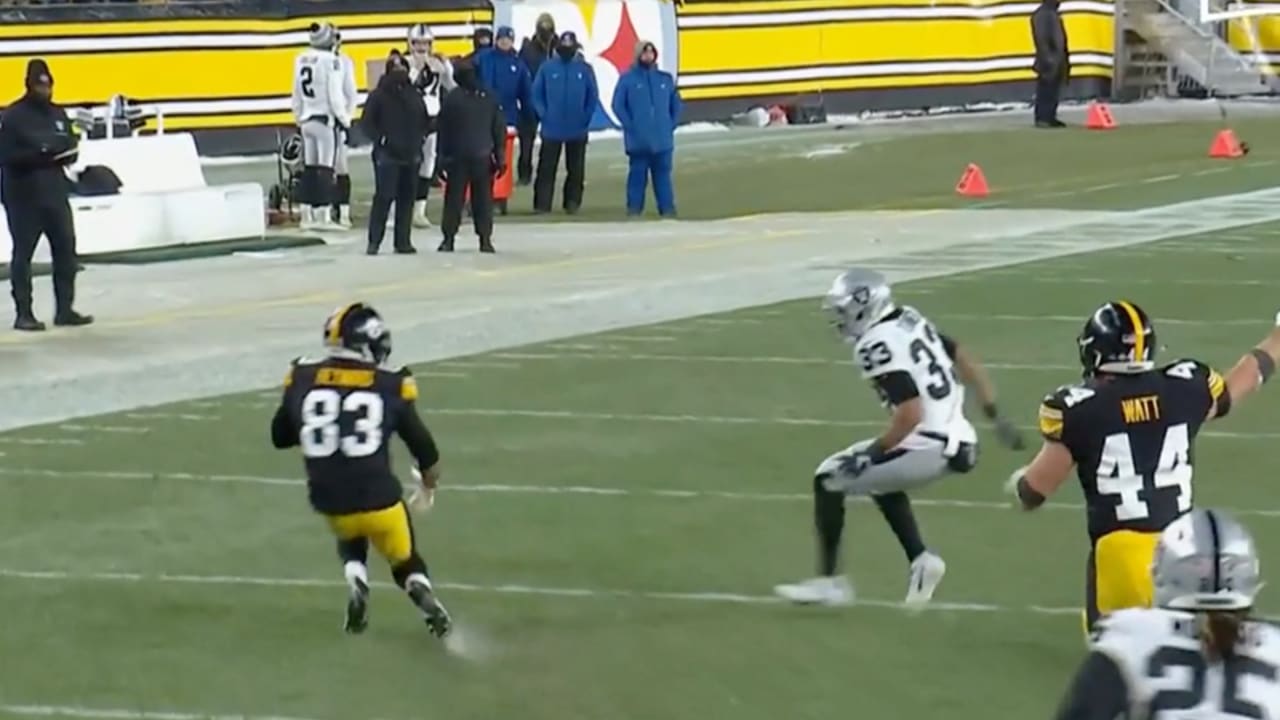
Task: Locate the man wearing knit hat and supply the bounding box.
[611,40,681,217]
[517,12,557,185]
[0,58,91,331]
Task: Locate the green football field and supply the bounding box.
[6,114,1280,719]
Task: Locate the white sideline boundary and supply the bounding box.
[5,467,1280,520]
[0,705,319,720]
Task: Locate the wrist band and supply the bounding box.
[1250,348,1276,384]
[983,402,999,420]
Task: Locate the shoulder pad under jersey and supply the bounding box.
[1162,358,1226,402]
[390,365,419,401]
[1039,383,1097,441]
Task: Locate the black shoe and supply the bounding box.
[366,243,380,256]
[407,578,452,638]
[1050,119,1067,128]
[564,204,580,215]
[437,237,455,252]
[344,576,370,634]
[53,311,93,327]
[517,175,532,186]
[394,245,417,255]
[14,314,45,332]
[479,238,495,253]
[533,207,550,215]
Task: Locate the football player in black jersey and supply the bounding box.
[1007,301,1280,631]
[271,302,451,638]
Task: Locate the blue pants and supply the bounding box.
[625,150,675,216]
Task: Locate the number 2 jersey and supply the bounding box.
[852,306,977,453]
[270,356,440,515]
[1060,607,1280,719]
[1039,360,1230,542]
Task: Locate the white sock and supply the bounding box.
[339,204,351,223]
[405,572,431,592]
[343,561,368,588]
[414,199,428,218]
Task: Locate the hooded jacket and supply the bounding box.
[360,55,431,165]
[436,61,506,163]
[0,59,78,208]
[610,41,681,155]
[476,44,533,126]
[531,46,598,142]
[519,14,557,78]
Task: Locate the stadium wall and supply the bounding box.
[0,0,1114,157]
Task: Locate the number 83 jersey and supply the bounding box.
[1040,359,1229,541]
[274,356,422,515]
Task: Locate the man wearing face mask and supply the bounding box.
[530,31,598,215]
[464,27,494,66]
[611,40,681,218]
[361,50,431,255]
[435,60,505,254]
[0,58,91,331]
[517,13,556,186]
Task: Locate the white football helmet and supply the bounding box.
[308,21,338,50]
[408,24,434,58]
[1153,508,1262,612]
[823,269,896,344]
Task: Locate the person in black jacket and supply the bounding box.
[360,51,431,255]
[1031,0,1070,128]
[435,60,504,254]
[516,13,556,185]
[0,59,91,331]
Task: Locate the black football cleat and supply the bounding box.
[394,245,418,255]
[13,313,45,332]
[344,575,370,634]
[478,238,495,254]
[437,237,455,253]
[53,311,92,327]
[407,578,452,638]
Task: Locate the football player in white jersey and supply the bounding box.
[330,31,358,229]
[775,269,1024,607]
[291,21,351,232]
[1055,508,1280,719]
[402,23,454,229]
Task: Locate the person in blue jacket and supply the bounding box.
[476,26,532,135]
[611,40,681,217]
[530,31,598,214]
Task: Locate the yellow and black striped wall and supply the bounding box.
[1224,5,1280,72]
[676,0,1114,115]
[1,0,1112,155]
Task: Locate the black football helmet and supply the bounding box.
[1078,300,1156,377]
[323,302,392,364]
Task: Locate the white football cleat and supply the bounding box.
[299,205,322,231]
[336,204,353,229]
[773,575,854,606]
[412,200,432,228]
[904,552,946,607]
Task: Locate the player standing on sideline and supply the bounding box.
[270,302,451,638]
[405,23,454,229]
[1009,302,1280,631]
[1053,508,1280,719]
[330,31,358,229]
[291,21,351,232]
[774,269,1025,607]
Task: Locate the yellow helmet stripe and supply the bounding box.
[326,303,356,345]
[1115,300,1146,363]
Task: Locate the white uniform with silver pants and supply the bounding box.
[290,23,352,231]
[330,48,358,228]
[400,24,455,229]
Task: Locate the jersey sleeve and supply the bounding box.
[1165,359,1229,419]
[1038,389,1069,442]
[397,366,420,402]
[393,367,439,469]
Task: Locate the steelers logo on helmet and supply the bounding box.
[323,302,393,365]
[1077,300,1157,377]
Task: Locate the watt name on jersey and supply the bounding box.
[852,306,975,451]
[1092,607,1280,717]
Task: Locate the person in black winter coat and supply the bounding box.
[360,50,431,255]
[1031,0,1070,128]
[0,58,91,331]
[516,13,556,185]
[435,60,505,254]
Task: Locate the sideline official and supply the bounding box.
[436,60,504,254]
[361,51,430,255]
[0,59,91,331]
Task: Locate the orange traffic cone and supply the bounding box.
[956,163,989,197]
[1085,101,1116,130]
[1209,129,1246,158]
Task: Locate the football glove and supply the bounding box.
[993,416,1025,450]
[408,465,436,513]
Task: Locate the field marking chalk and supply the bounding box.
[0,703,323,720]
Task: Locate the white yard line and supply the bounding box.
[0,437,82,446]
[58,424,149,434]
[937,312,1261,325]
[124,413,218,422]
[0,704,319,720]
[487,351,1075,370]
[0,566,1083,618]
[6,467,1280,519]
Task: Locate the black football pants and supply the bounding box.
[6,199,77,316]
[533,138,586,213]
[441,157,494,241]
[367,159,417,252]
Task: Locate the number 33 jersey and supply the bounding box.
[272,356,426,515]
[1091,607,1280,719]
[852,306,976,451]
[1040,360,1229,542]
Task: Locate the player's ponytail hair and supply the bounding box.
[1200,610,1248,661]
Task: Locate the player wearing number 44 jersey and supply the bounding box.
[1009,301,1280,631]
[1054,508,1280,719]
[270,302,451,638]
[775,269,1025,608]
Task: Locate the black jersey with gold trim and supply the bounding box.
[271,356,424,515]
[1039,359,1228,541]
